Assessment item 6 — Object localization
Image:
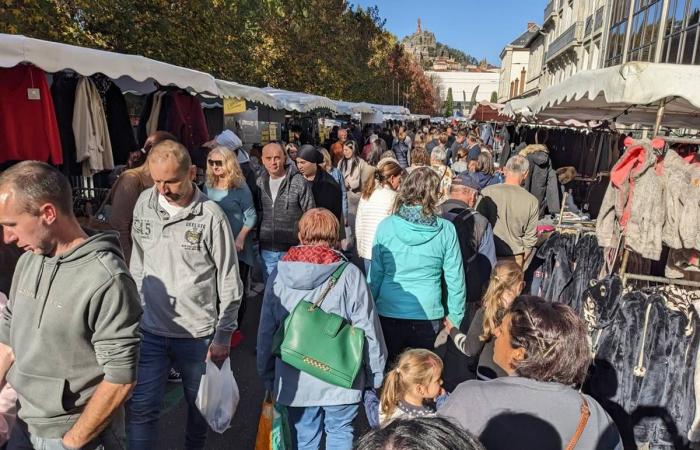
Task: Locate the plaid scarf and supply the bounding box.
[282,245,343,264]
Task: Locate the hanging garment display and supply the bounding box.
[136,88,209,150]
[583,278,699,449]
[529,231,603,313]
[0,64,62,164]
[91,74,138,166]
[73,76,114,177]
[51,71,81,176]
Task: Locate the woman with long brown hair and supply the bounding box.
[355,159,404,273]
[368,167,466,364]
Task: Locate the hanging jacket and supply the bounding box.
[519,144,560,217]
[256,165,315,252]
[73,77,114,176]
[661,149,700,250]
[0,65,63,165]
[597,140,664,260]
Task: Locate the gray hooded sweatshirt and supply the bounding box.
[0,232,142,438]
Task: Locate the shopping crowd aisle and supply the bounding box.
[1,121,697,450]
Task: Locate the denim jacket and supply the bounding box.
[257,258,387,407]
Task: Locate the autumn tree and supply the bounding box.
[1,0,438,113]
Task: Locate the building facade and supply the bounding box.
[500,0,700,103]
[498,23,540,102]
[604,0,700,66]
[427,70,500,114]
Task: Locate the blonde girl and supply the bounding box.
[379,349,444,426]
[443,261,524,380]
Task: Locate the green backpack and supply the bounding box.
[272,262,365,389]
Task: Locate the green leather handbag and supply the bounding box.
[272,262,365,389]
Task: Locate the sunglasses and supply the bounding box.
[207,159,223,167]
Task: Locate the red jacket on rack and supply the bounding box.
[167,90,209,151]
[0,64,63,165]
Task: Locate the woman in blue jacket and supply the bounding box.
[257,208,387,450]
[368,167,466,365]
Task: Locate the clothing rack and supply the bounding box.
[622,273,700,289]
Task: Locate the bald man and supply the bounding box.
[256,143,315,280]
[129,140,243,450]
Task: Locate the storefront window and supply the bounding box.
[661,0,700,64]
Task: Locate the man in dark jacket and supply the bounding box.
[295,145,343,226]
[519,144,560,218]
[257,142,315,280]
[439,172,496,391]
[446,130,468,166]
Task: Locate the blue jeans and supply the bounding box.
[286,404,359,450]
[8,413,126,450]
[261,249,286,282]
[128,330,211,450]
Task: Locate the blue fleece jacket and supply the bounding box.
[257,255,387,407]
[368,215,466,327]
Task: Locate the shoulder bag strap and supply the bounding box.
[564,395,591,450]
[311,262,349,309]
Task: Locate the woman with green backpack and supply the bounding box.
[257,207,387,450]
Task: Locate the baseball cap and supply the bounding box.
[452,172,481,192]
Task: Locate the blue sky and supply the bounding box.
[352,0,548,66]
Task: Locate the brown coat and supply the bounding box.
[108,165,153,263]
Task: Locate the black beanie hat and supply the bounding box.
[297,144,323,164]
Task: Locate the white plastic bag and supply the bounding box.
[195,357,239,433]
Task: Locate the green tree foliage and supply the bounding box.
[0,0,439,114]
[443,87,454,117]
[491,91,498,103]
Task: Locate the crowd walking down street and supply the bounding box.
[0,120,631,450]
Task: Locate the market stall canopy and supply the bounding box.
[262,87,340,113]
[215,79,280,109]
[334,100,376,115]
[366,104,411,115]
[0,34,219,95]
[503,98,534,118]
[530,62,700,128]
[469,100,509,122]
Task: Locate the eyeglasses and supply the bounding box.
[207,160,223,167]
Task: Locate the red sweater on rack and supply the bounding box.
[0,64,63,165]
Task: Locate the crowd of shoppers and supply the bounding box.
[0,121,620,450]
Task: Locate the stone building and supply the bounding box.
[402,18,437,65]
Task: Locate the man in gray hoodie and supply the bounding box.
[129,140,243,450]
[0,161,142,449]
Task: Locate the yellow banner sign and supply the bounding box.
[223,97,246,115]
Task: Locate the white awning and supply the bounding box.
[334,100,376,114]
[262,87,340,113]
[366,103,411,115]
[530,62,700,128]
[0,34,219,95]
[215,79,280,109]
[503,98,534,118]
